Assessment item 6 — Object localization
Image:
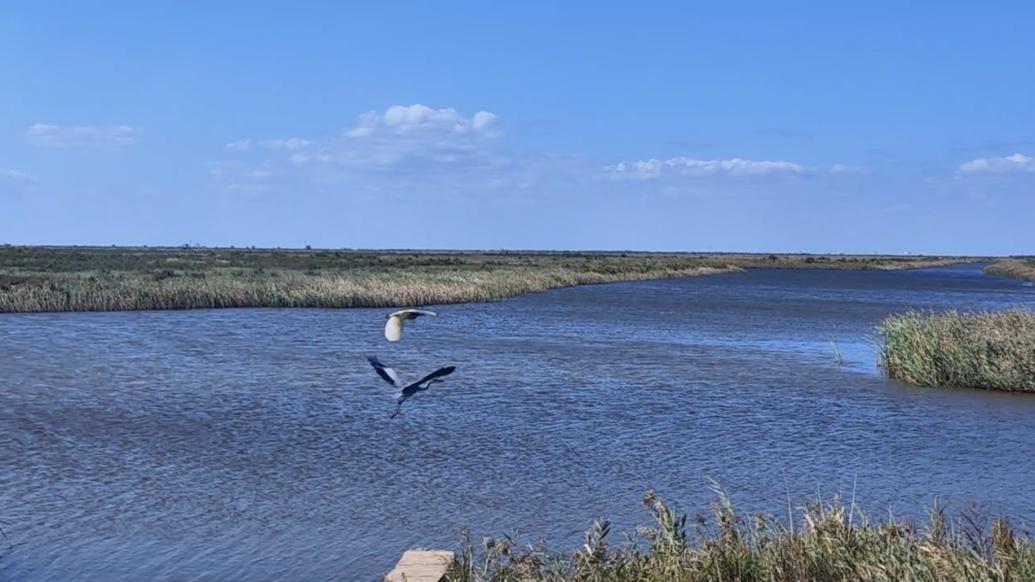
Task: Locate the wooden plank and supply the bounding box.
[383,550,454,582]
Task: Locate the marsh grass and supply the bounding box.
[877,310,1035,391]
[985,259,1035,284]
[445,490,1035,581]
[0,247,965,313]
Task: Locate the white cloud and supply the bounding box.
[268,138,311,150]
[0,168,37,182]
[246,168,273,180]
[209,104,564,199]
[226,137,311,151]
[607,157,804,179]
[830,164,865,174]
[268,105,508,173]
[225,139,253,151]
[346,112,379,138]
[958,153,1035,174]
[289,151,332,165]
[218,106,505,188]
[223,182,269,195]
[209,161,278,194]
[471,111,498,132]
[26,124,140,148]
[345,104,502,138]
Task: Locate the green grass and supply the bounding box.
[985,259,1035,284]
[878,310,1035,392]
[0,246,967,313]
[446,489,1035,581]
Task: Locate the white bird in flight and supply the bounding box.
[384,309,437,342]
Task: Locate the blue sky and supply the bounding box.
[2,1,1033,254]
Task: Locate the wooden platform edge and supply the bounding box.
[383,549,455,582]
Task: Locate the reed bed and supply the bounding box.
[0,266,736,312]
[985,259,1035,284]
[0,247,966,313]
[446,489,1035,582]
[878,310,1035,391]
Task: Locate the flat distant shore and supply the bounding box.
[0,246,974,313]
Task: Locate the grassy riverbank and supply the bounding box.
[447,490,1035,581]
[0,246,966,313]
[878,310,1035,392]
[986,259,1035,284]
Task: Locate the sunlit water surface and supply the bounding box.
[2,264,1034,580]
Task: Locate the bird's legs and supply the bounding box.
[388,379,444,418]
[389,398,406,418]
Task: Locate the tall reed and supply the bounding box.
[985,259,1035,284]
[0,266,734,313]
[878,310,1035,391]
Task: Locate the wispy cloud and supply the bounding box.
[225,138,312,152]
[209,162,277,194]
[0,167,38,196]
[606,157,805,180]
[830,164,865,174]
[957,153,1035,174]
[0,168,37,182]
[753,128,812,139]
[26,124,141,148]
[948,140,1035,154]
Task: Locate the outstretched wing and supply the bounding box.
[384,309,437,342]
[367,355,401,387]
[414,365,456,387]
[389,309,438,320]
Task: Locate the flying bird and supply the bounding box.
[367,356,456,418]
[384,309,437,342]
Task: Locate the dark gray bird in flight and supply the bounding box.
[367,356,456,418]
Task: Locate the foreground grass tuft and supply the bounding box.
[446,490,1035,581]
[878,310,1035,391]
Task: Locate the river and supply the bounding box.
[1,264,1033,580]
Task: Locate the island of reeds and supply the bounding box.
[446,489,1035,581]
[985,258,1035,284]
[878,310,1035,392]
[0,246,966,313]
